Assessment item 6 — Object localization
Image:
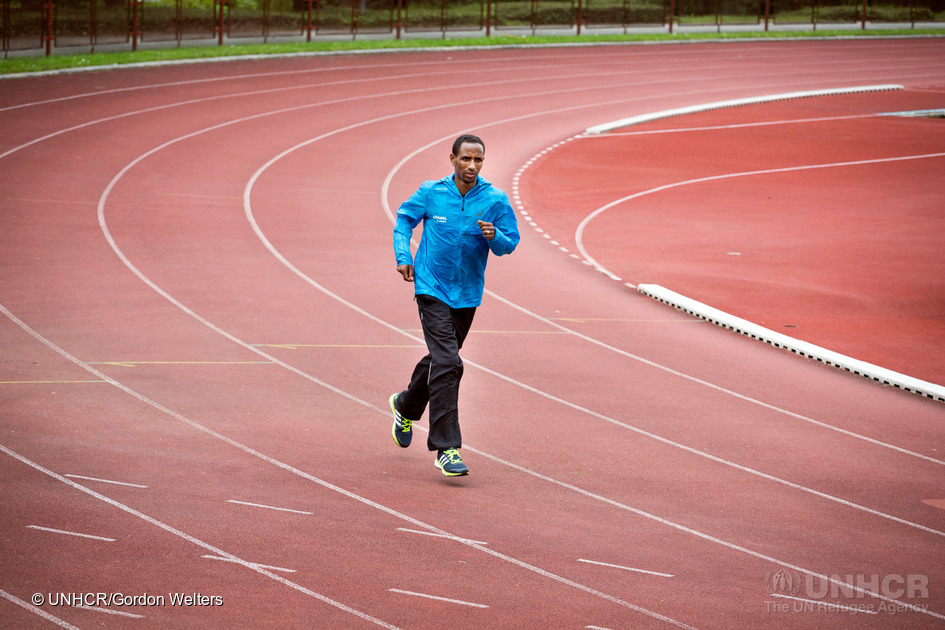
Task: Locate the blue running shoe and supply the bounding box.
[435,448,469,477]
[390,393,413,448]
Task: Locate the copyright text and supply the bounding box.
[32,592,223,608]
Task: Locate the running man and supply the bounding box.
[390,134,520,476]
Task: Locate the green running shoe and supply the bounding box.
[435,448,469,477]
[390,393,413,448]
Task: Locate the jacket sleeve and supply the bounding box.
[487,194,520,257]
[393,184,427,266]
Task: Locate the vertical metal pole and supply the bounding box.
[218,0,225,46]
[395,0,402,38]
[43,0,53,55]
[90,0,97,51]
[131,0,140,51]
[3,0,10,57]
[175,0,182,46]
[3,0,10,56]
[262,0,269,42]
[306,0,314,41]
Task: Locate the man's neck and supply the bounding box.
[454,175,477,196]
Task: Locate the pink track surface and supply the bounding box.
[520,88,945,385]
[1,39,944,629]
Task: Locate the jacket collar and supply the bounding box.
[442,173,490,196]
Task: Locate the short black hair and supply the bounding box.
[452,134,485,156]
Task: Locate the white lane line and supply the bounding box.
[64,474,148,488]
[388,589,489,609]
[770,593,880,614]
[0,60,459,111]
[202,555,296,573]
[0,379,103,384]
[2,445,401,630]
[578,558,675,578]
[0,48,653,110]
[574,152,945,286]
[0,589,83,630]
[26,525,115,542]
[226,499,313,515]
[74,605,144,618]
[396,527,488,546]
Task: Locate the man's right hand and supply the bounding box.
[397,264,414,282]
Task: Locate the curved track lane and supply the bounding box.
[1,39,944,629]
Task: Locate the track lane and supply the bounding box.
[1,39,944,628]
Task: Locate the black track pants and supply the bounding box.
[396,294,476,452]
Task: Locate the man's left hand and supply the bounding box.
[478,220,495,240]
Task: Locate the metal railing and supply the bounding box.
[3,0,942,57]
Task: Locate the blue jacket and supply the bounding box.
[394,174,520,308]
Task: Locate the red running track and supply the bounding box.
[1,39,944,629]
[519,86,945,386]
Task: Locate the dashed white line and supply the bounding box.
[202,555,296,573]
[578,558,675,578]
[396,527,489,546]
[74,605,144,618]
[64,474,148,488]
[26,525,115,542]
[388,589,489,609]
[226,499,313,515]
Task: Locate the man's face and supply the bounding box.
[451,142,485,188]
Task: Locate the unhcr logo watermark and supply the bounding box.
[764,569,931,616]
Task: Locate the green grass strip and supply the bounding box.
[2,28,943,76]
